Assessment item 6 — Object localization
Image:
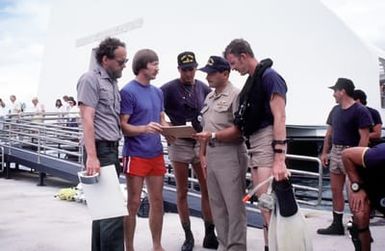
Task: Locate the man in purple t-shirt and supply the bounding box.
[160,51,218,251]
[318,78,372,236]
[353,89,383,144]
[120,49,169,251]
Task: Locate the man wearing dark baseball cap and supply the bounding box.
[196,56,248,250]
[328,78,355,97]
[178,51,198,70]
[318,77,373,236]
[161,51,217,251]
[198,56,231,73]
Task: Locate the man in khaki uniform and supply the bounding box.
[195,56,248,251]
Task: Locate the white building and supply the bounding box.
[38,0,385,126]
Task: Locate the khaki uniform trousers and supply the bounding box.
[206,143,248,251]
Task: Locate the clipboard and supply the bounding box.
[78,165,128,220]
[161,125,197,138]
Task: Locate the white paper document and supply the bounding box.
[79,165,128,220]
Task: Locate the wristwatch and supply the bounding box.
[208,132,217,147]
[351,182,362,193]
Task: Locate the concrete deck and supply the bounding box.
[1,171,384,251]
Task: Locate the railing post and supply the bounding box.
[0,145,4,173]
[286,154,323,206]
[37,129,41,164]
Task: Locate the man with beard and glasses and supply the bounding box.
[77,37,128,251]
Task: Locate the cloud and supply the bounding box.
[0,0,51,101]
[0,0,51,65]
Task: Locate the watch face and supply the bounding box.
[351,182,360,192]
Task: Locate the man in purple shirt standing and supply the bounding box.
[161,52,218,251]
[120,49,168,251]
[353,89,383,144]
[318,78,372,236]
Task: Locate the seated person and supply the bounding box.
[342,143,385,251]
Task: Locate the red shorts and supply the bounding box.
[123,155,166,177]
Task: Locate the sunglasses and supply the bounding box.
[115,58,128,66]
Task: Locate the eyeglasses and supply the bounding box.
[114,58,128,66]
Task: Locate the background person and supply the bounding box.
[342,144,385,251]
[55,99,64,112]
[353,89,383,144]
[0,98,7,130]
[54,99,66,125]
[62,95,71,112]
[9,94,21,114]
[31,97,45,123]
[160,51,217,251]
[318,78,372,236]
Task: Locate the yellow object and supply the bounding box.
[56,188,77,201]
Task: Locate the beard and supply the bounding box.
[107,68,122,80]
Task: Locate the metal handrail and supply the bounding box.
[1,113,324,207]
[164,152,324,207]
[0,114,83,164]
[286,154,323,206]
[0,145,4,173]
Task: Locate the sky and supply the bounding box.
[0,0,385,108]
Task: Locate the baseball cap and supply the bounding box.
[177,51,198,69]
[198,56,231,73]
[328,78,355,94]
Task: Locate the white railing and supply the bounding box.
[164,151,324,207]
[0,145,4,173]
[286,154,323,206]
[0,113,83,165]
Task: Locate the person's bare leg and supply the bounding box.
[352,202,372,251]
[125,175,144,251]
[173,161,191,223]
[146,176,165,251]
[331,173,346,212]
[251,166,273,248]
[192,162,213,221]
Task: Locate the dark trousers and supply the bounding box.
[84,141,124,251]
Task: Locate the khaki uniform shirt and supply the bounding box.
[201,82,242,143]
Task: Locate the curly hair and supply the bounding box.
[95,37,126,65]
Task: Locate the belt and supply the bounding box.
[96,140,119,147]
[332,144,351,148]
